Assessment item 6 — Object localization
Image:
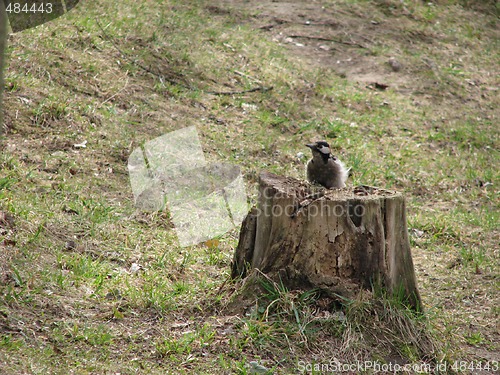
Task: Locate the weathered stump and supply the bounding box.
[232,172,422,310]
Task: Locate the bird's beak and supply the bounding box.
[305,143,315,149]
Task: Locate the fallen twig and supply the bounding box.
[206,86,273,96]
[287,34,368,49]
[97,76,129,108]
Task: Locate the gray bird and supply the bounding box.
[306,141,349,189]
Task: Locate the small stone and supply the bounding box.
[130,263,141,273]
[388,57,402,72]
[65,240,77,250]
[249,361,270,374]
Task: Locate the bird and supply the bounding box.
[305,140,349,189]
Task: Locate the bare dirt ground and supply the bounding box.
[214,0,498,121]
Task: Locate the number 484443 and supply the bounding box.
[6,3,54,14]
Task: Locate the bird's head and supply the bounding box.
[306,140,332,162]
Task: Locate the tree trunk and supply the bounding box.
[232,172,422,311]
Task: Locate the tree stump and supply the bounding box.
[232,172,422,311]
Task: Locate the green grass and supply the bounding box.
[1,0,498,373]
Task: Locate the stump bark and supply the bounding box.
[232,172,422,310]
